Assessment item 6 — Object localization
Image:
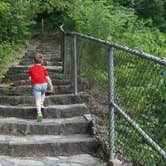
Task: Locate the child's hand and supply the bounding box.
[46,76,53,93]
[50,86,53,92]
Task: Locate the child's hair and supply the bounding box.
[34,53,43,64]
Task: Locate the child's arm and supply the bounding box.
[28,76,32,85]
[46,76,53,92]
[28,68,31,84]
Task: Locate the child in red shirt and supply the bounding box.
[28,53,53,121]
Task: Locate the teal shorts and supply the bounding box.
[33,83,47,100]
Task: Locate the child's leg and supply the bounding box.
[41,92,45,107]
[35,97,42,114]
[33,85,43,121]
[33,88,42,113]
[41,83,48,108]
[35,93,43,122]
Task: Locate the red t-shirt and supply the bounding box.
[28,64,48,86]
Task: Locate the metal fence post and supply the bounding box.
[109,47,115,160]
[73,34,78,95]
[61,32,65,73]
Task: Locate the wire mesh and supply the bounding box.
[76,35,110,154]
[115,107,166,166]
[64,32,166,165]
[114,49,166,165]
[77,35,109,91]
[114,49,166,148]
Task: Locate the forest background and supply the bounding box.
[0,0,166,164]
[0,0,165,69]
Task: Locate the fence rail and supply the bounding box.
[66,31,166,66]
[60,26,166,165]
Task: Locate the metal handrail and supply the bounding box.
[60,24,64,32]
[60,26,166,66]
[113,102,166,160]
[60,26,166,162]
[69,32,166,66]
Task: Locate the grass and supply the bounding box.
[0,43,26,79]
[0,39,39,81]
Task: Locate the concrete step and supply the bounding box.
[20,55,62,65]
[0,93,91,106]
[6,66,62,76]
[36,44,58,47]
[0,154,106,166]
[5,73,67,81]
[0,116,89,135]
[0,84,72,96]
[0,134,97,157]
[36,45,59,48]
[21,56,62,63]
[11,79,71,86]
[24,49,60,55]
[45,61,62,66]
[9,65,62,72]
[25,54,60,59]
[0,104,88,119]
[35,50,60,54]
[20,60,62,66]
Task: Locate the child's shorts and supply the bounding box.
[33,83,48,100]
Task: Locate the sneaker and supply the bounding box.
[41,104,45,109]
[37,113,43,122]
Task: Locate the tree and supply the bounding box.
[0,0,34,42]
[113,0,166,31]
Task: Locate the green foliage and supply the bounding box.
[0,0,165,164]
[29,0,71,14]
[68,0,111,38]
[81,67,108,90]
[68,1,166,164]
[0,42,25,77]
[113,51,166,164]
[0,42,13,76]
[0,0,34,42]
[0,2,11,42]
[113,0,166,32]
[116,120,166,166]
[67,1,165,54]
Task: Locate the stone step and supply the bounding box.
[35,50,60,54]
[45,61,62,66]
[36,47,58,50]
[20,60,62,66]
[11,65,62,71]
[0,134,97,157]
[23,52,62,62]
[0,104,88,119]
[11,79,71,86]
[20,58,62,65]
[36,43,58,46]
[19,60,62,67]
[0,116,89,135]
[36,43,59,46]
[4,73,67,81]
[7,65,63,74]
[25,49,60,55]
[0,93,91,106]
[0,84,72,96]
[0,154,106,166]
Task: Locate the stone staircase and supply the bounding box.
[0,36,106,165]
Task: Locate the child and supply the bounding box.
[28,53,53,122]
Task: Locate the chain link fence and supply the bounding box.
[113,49,166,165]
[115,106,166,166]
[62,31,166,165]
